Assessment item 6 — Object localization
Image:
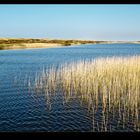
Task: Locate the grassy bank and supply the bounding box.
[30,56,140,131]
[0,43,64,50]
[0,38,140,50]
[0,38,98,50]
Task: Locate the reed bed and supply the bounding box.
[30,55,140,131]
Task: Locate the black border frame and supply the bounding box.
[0,2,140,139]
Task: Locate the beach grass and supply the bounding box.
[0,38,97,50]
[30,55,140,131]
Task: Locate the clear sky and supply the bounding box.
[0,4,140,41]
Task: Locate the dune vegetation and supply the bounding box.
[0,38,98,50]
[29,55,140,131]
[1,38,139,50]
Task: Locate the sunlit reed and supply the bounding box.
[30,55,140,131]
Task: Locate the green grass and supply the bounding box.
[0,43,27,50]
[0,44,12,50]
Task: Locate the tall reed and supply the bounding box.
[31,55,140,131]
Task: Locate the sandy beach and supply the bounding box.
[4,43,63,50]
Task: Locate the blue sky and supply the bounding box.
[0,4,140,41]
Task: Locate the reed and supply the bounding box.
[31,55,140,131]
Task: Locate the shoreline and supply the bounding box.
[0,38,140,51]
[0,38,96,50]
[0,43,88,51]
[0,43,65,51]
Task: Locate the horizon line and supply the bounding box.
[0,37,139,42]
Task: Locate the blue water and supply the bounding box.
[0,43,140,132]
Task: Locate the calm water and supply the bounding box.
[0,43,140,132]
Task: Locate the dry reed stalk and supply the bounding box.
[30,55,140,131]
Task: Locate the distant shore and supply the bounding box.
[0,38,96,50]
[0,43,64,50]
[0,38,139,50]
